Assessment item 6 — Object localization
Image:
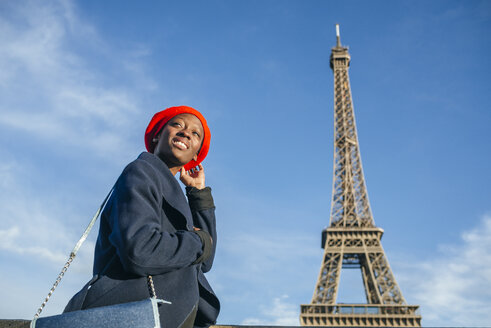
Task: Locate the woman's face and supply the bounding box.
[154,113,204,172]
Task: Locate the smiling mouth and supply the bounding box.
[173,140,189,150]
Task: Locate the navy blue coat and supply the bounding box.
[64,152,220,328]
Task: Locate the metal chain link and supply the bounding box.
[32,187,114,321]
[33,253,76,319]
[35,260,157,320]
[147,275,157,298]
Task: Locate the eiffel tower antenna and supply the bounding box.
[336,23,341,47]
[300,24,422,327]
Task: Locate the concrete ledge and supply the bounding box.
[0,322,479,328]
[0,322,292,328]
[1,322,296,328]
[0,322,299,328]
[0,320,30,328]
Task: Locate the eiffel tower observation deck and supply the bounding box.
[299,25,422,327]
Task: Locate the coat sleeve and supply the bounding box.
[186,186,217,273]
[107,160,205,276]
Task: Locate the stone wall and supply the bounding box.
[0,320,29,328]
[0,322,291,328]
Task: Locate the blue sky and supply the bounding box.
[0,0,490,326]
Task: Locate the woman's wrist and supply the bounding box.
[186,186,215,211]
[192,230,213,264]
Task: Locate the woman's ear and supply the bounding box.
[153,131,163,144]
[193,153,198,161]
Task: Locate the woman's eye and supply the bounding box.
[193,131,201,138]
[172,122,182,127]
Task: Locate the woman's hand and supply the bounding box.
[179,163,205,189]
[194,226,213,245]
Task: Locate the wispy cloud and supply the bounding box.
[0,154,97,318]
[209,230,318,325]
[399,214,491,326]
[0,1,159,319]
[0,161,93,269]
[242,295,299,326]
[217,232,318,282]
[0,226,67,264]
[0,0,153,161]
[0,0,149,270]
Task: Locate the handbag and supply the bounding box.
[30,188,171,328]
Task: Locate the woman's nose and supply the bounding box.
[177,130,191,139]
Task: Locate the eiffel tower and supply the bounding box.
[299,25,422,327]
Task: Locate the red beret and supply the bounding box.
[145,106,211,171]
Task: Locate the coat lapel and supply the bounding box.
[138,152,194,229]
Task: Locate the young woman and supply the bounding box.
[64,106,220,328]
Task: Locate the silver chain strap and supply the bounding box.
[147,275,157,298]
[35,260,159,320]
[32,187,114,320]
[33,253,76,319]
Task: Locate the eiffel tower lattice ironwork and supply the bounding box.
[299,25,421,327]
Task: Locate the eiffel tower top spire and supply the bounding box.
[330,24,350,70]
[328,24,373,228]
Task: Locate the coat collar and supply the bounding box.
[137,152,193,229]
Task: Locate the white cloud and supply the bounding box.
[0,153,95,271]
[0,0,152,162]
[0,226,66,264]
[0,2,156,319]
[0,161,17,188]
[209,231,318,325]
[242,295,299,326]
[0,156,96,319]
[218,232,318,281]
[400,214,491,326]
[0,182,93,268]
